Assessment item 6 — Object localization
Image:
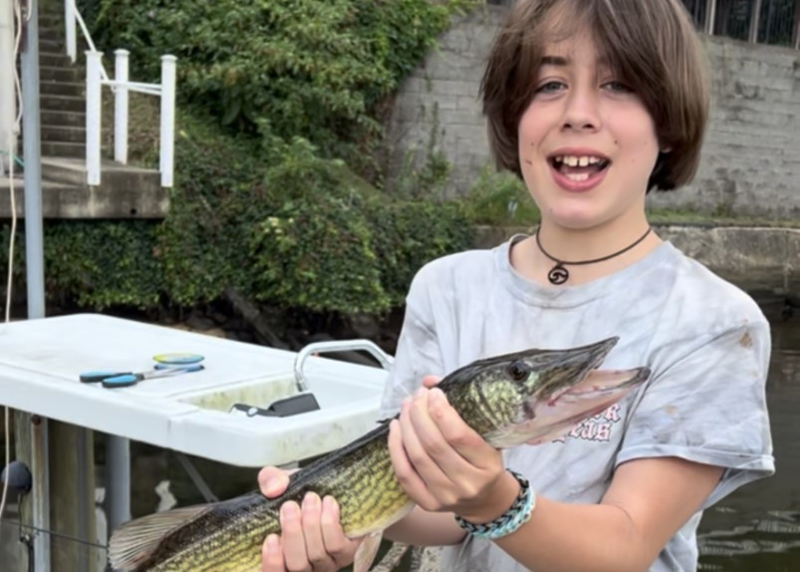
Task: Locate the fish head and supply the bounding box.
[441,337,650,448]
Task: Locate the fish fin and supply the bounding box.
[353,531,383,572]
[108,504,210,570]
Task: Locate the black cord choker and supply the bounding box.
[535,227,652,285]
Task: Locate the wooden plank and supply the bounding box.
[12,414,98,572]
[49,422,97,572]
[13,410,42,572]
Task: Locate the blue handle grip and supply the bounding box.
[102,374,140,387]
[80,370,131,383]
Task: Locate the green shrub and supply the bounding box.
[1,221,162,311]
[461,166,541,226]
[1,128,474,316]
[366,199,474,306]
[92,0,476,168]
[156,122,474,315]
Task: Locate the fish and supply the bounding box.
[108,336,649,572]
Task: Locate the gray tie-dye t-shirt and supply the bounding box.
[378,235,775,572]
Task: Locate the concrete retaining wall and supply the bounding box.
[474,225,800,301]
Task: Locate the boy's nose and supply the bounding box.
[561,89,601,132]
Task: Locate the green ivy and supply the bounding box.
[1,221,162,311]
[92,0,475,167]
[462,166,541,226]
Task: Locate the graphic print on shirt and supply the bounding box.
[553,403,623,443]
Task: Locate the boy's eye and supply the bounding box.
[536,81,566,94]
[603,81,632,93]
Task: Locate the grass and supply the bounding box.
[646,208,800,228]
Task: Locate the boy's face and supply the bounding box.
[517,30,661,232]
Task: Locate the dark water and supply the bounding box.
[696,316,800,572]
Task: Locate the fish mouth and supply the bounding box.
[548,367,649,406]
[524,364,650,445]
[519,336,650,446]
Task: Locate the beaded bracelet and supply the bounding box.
[454,470,536,540]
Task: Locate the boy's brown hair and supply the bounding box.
[480,0,710,192]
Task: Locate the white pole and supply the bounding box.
[65,0,76,62]
[0,0,16,172]
[114,49,129,165]
[705,0,716,35]
[748,0,762,44]
[86,50,102,186]
[160,55,176,188]
[21,0,51,570]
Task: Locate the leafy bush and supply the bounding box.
[366,199,474,306]
[461,166,541,226]
[1,221,162,311]
[1,126,474,316]
[161,128,473,314]
[92,0,475,168]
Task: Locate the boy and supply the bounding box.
[259,1,774,571]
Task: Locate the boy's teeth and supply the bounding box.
[559,155,603,167]
[565,173,590,182]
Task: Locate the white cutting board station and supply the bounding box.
[0,313,391,467]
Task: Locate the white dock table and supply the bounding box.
[0,313,390,566]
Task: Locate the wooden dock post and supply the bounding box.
[13,413,98,572]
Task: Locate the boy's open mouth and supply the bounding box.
[548,154,611,182]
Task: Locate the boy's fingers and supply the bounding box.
[408,390,471,479]
[388,419,440,510]
[427,388,498,468]
[321,497,361,567]
[301,493,336,570]
[279,502,312,572]
[261,533,285,572]
[258,467,298,498]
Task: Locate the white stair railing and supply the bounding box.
[64,0,176,188]
[85,50,176,187]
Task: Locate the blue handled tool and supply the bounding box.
[102,362,204,388]
[79,353,205,387]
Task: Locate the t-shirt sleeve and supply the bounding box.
[378,269,446,419]
[615,318,775,508]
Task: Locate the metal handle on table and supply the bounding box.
[293,339,394,392]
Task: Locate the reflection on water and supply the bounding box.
[697,317,800,572]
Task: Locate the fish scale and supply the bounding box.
[108,337,650,572]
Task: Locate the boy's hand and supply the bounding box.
[387,376,518,524]
[258,466,364,572]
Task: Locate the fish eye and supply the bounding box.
[507,360,530,382]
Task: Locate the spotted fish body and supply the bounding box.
[109,337,650,572]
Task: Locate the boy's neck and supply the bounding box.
[510,213,663,287]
